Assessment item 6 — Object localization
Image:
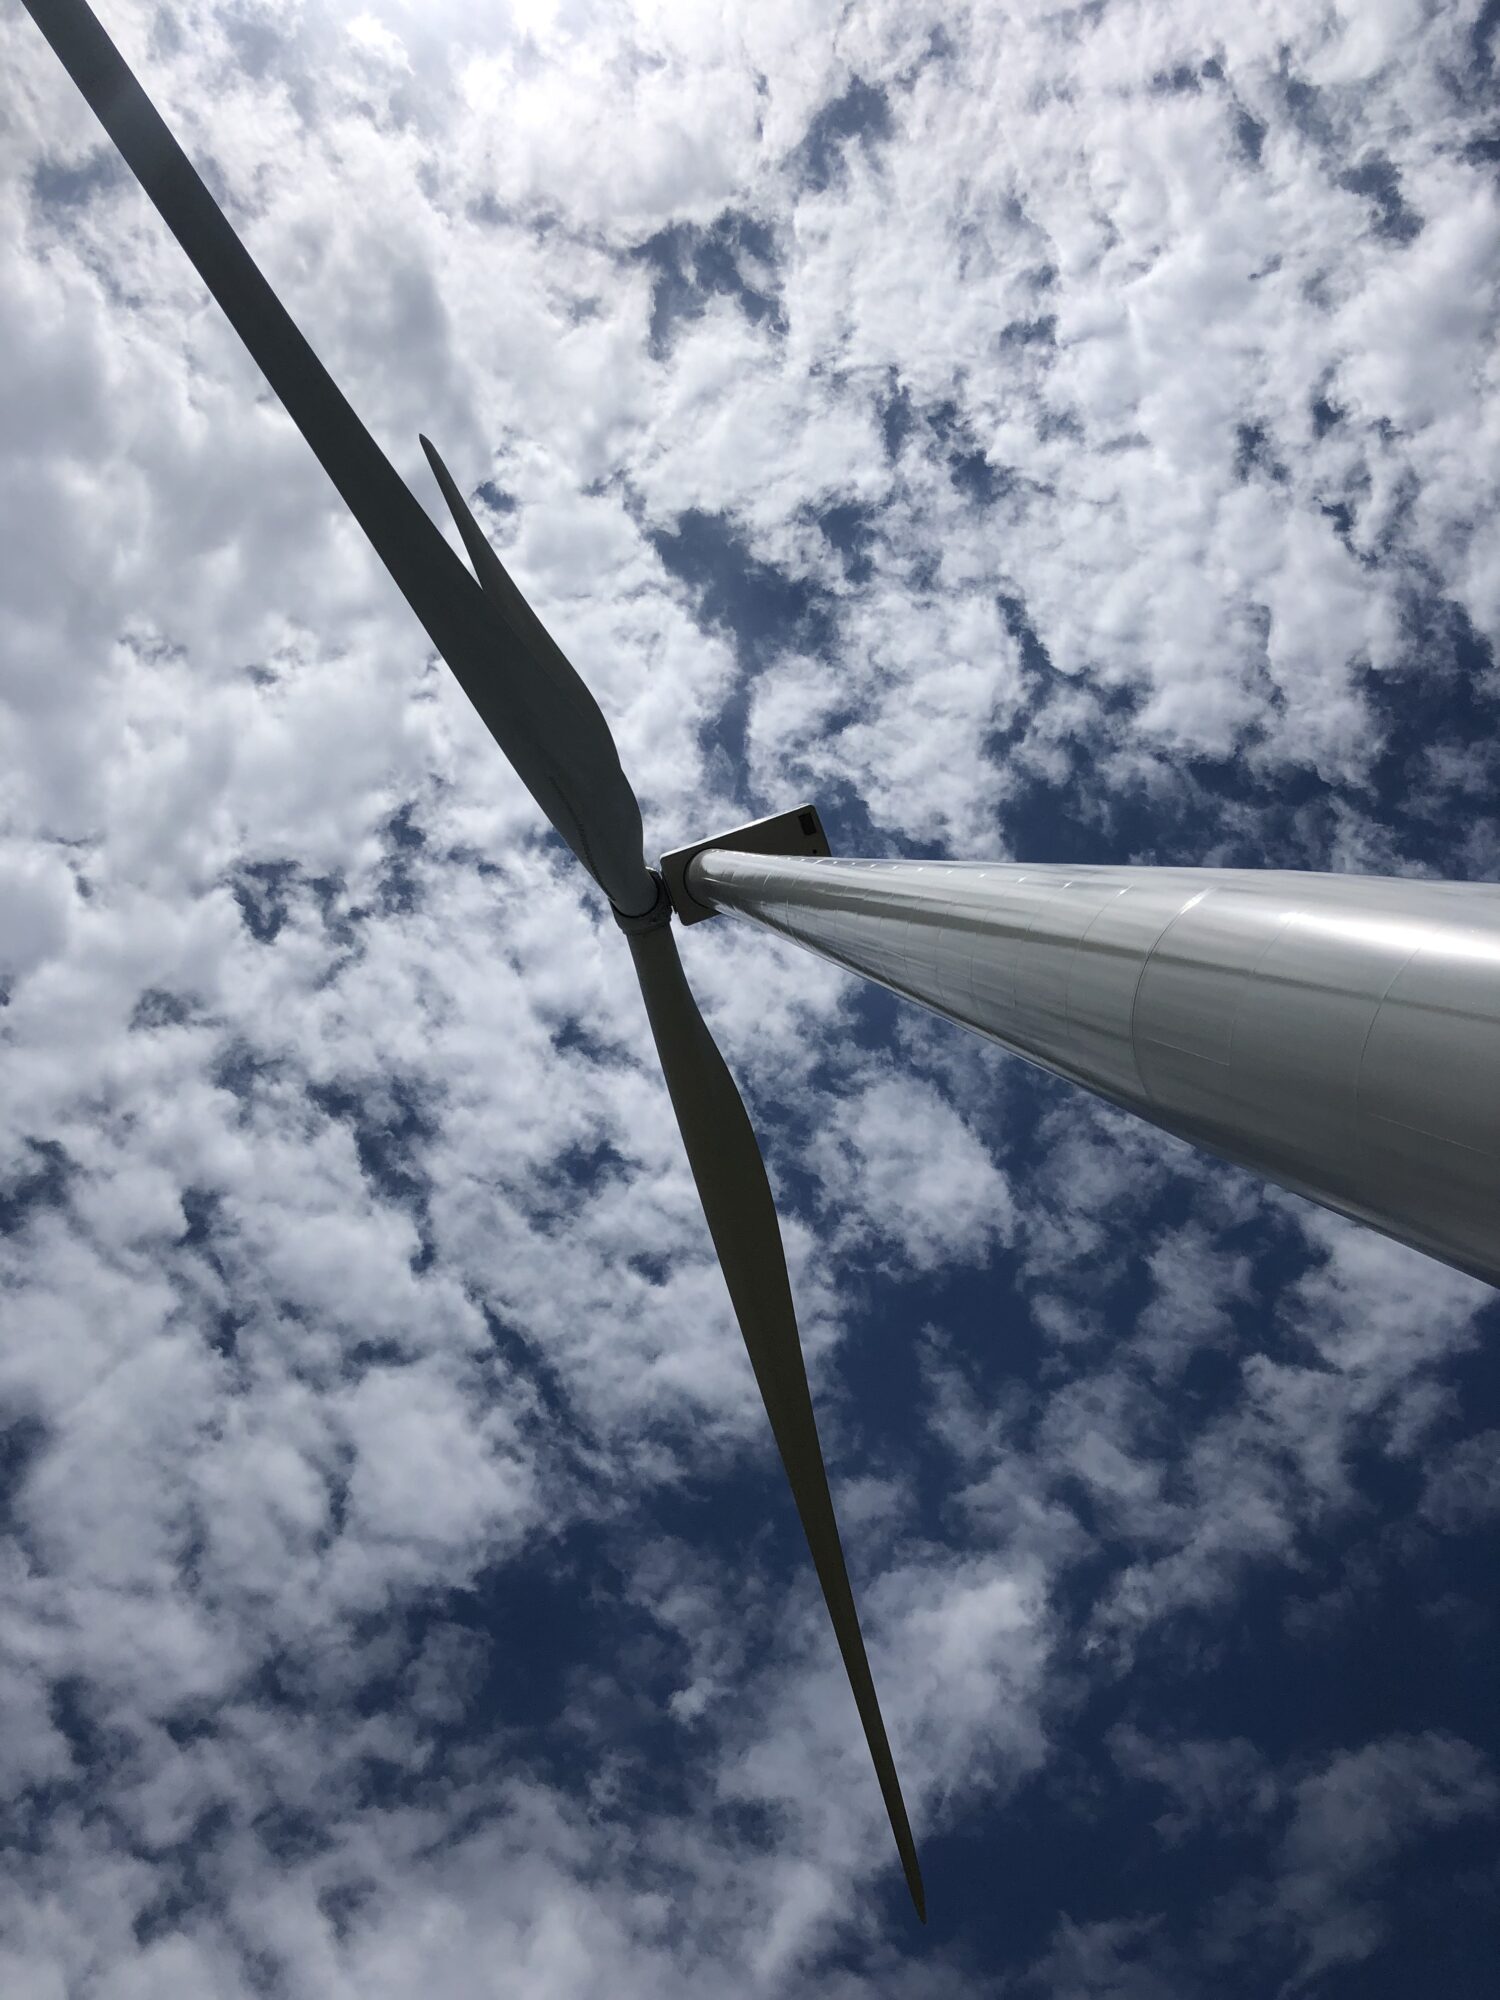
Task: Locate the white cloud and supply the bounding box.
[809,1070,1015,1275]
[1421,1425,1500,1531]
[1269,1732,1498,1985]
[1109,1726,1276,1845]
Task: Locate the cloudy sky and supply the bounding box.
[3,0,1499,1992]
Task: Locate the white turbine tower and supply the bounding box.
[22,0,1500,1920]
[667,838,1500,1293]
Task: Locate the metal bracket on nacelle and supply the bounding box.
[659,804,831,924]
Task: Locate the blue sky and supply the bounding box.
[2,0,1499,1992]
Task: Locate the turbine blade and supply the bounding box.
[418,436,653,898]
[627,922,926,1921]
[20,0,656,917]
[419,437,576,687]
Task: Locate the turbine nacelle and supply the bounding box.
[658,803,832,926]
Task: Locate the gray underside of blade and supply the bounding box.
[626,921,926,1920]
[420,437,656,917]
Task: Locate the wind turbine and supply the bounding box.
[19,0,1500,1925]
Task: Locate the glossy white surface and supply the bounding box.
[687,853,1500,1287]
